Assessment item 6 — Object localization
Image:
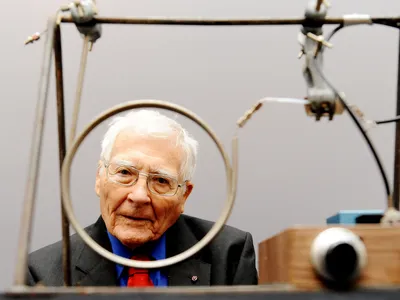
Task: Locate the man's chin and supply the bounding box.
[114,227,154,248]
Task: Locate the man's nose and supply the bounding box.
[127,176,151,203]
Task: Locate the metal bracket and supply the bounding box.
[299,0,342,121]
[63,0,102,48]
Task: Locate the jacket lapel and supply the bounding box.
[73,217,118,286]
[166,215,211,286]
[167,257,211,286]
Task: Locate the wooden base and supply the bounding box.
[258,225,400,290]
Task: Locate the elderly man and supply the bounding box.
[28,109,258,287]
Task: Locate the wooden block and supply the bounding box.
[258,225,400,290]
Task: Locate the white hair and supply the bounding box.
[100,109,199,181]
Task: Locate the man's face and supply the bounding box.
[95,130,193,248]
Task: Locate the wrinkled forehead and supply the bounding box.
[109,130,184,175]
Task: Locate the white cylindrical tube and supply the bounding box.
[310,227,367,283]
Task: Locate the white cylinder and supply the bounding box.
[310,227,367,282]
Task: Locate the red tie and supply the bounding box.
[127,255,154,287]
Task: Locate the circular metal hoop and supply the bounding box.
[61,99,236,269]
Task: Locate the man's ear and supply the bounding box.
[95,161,102,197]
[179,181,193,213]
[183,181,193,200]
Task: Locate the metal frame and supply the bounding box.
[393,32,400,211]
[10,9,400,294]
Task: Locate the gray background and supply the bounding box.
[1,0,399,290]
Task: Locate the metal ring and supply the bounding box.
[61,99,236,269]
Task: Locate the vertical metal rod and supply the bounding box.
[393,31,400,210]
[13,16,56,286]
[69,35,90,144]
[315,0,324,11]
[54,24,72,286]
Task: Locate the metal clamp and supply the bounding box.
[63,0,102,48]
[299,0,342,120]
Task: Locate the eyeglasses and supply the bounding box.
[103,161,185,196]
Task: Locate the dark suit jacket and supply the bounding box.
[27,214,258,286]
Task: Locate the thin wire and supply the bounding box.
[311,58,392,201]
[260,97,309,105]
[69,35,90,144]
[326,21,399,43]
[373,20,400,30]
[326,24,344,41]
[325,24,400,127]
[376,116,400,125]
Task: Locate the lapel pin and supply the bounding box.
[191,275,198,283]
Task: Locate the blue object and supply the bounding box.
[107,231,168,287]
[326,210,384,224]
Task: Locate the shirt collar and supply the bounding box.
[107,231,166,279]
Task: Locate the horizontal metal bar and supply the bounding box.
[6,284,294,296]
[6,284,400,296]
[60,16,400,26]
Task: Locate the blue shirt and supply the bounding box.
[107,232,168,287]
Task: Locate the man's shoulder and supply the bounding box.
[175,214,257,281]
[178,214,252,244]
[29,222,96,262]
[27,221,102,286]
